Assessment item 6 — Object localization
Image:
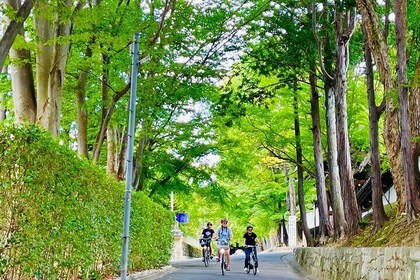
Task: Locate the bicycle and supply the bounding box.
[244,245,258,275]
[216,239,230,275]
[199,237,212,267]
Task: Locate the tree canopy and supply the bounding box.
[1,0,420,247]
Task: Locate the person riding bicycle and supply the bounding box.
[200,221,215,261]
[216,218,233,271]
[243,225,259,272]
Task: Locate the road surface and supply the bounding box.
[141,250,315,280]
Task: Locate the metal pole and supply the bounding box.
[121,33,139,280]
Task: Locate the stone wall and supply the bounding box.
[294,247,420,280]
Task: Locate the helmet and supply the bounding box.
[246,225,253,230]
[207,221,213,226]
[220,218,228,223]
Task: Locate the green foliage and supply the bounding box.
[0,73,12,112]
[3,0,417,256]
[0,124,172,279]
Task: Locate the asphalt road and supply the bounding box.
[141,250,315,280]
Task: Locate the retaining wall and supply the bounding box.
[294,247,420,280]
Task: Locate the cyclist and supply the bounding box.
[200,221,215,261]
[243,225,259,272]
[216,218,233,271]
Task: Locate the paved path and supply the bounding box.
[126,250,315,280]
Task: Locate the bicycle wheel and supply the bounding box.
[252,254,257,275]
[221,253,225,275]
[204,248,210,267]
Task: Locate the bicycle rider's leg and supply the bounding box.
[207,240,213,256]
[244,247,251,268]
[226,248,231,268]
[253,247,258,267]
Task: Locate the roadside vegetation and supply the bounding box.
[0,124,173,279]
[1,0,420,278]
[342,204,420,248]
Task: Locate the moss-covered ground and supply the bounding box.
[331,203,420,247]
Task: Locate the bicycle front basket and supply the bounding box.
[217,239,230,249]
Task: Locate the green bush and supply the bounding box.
[0,124,173,279]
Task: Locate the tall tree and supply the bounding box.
[394,0,420,221]
[309,71,333,242]
[34,0,73,136]
[6,0,36,124]
[74,43,92,158]
[293,77,315,246]
[412,57,420,188]
[312,0,348,238]
[334,0,360,234]
[362,26,388,231]
[409,0,420,189]
[357,0,420,221]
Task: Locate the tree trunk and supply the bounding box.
[107,127,118,178]
[0,71,7,120]
[134,121,151,191]
[134,133,150,191]
[309,72,333,243]
[394,0,420,221]
[93,83,131,162]
[0,58,5,121]
[10,47,36,124]
[326,83,348,238]
[75,47,92,158]
[92,60,130,163]
[0,0,33,71]
[7,0,36,124]
[412,56,420,187]
[363,26,388,231]
[133,117,153,191]
[334,4,359,235]
[312,2,347,238]
[356,0,405,215]
[117,129,127,180]
[92,54,111,162]
[288,166,297,216]
[294,78,315,247]
[34,0,72,137]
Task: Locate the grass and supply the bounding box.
[338,203,420,247]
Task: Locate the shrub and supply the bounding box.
[0,124,173,279]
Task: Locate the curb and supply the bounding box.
[281,252,317,280]
[114,266,177,280]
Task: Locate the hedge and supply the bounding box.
[0,124,173,279]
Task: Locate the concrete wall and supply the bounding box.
[294,247,420,280]
[171,235,184,261]
[171,235,205,260]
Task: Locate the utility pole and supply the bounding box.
[121,33,139,280]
